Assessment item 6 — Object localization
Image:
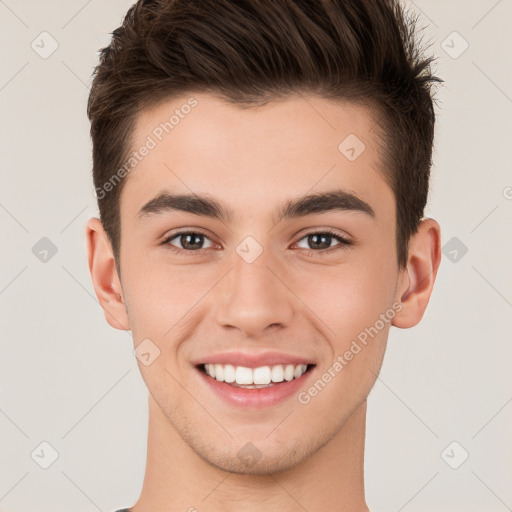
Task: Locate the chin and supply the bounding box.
[202,446,307,475]
[189,432,323,476]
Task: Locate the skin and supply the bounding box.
[86,92,441,512]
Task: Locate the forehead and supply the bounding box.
[121,92,393,224]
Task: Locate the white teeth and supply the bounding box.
[253,366,272,385]
[294,364,307,379]
[284,364,295,381]
[214,364,224,382]
[223,364,236,383]
[203,363,309,385]
[271,365,284,382]
[235,366,253,384]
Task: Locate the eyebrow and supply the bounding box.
[138,188,375,224]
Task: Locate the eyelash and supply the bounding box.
[161,229,351,258]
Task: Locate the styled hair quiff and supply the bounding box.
[87,0,442,269]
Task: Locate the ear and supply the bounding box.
[392,218,441,328]
[85,217,130,330]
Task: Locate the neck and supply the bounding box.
[130,396,369,512]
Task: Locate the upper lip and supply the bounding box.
[192,351,316,368]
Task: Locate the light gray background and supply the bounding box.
[1,1,511,511]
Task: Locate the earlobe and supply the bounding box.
[86,218,130,330]
[392,218,441,329]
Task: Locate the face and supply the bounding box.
[115,92,404,474]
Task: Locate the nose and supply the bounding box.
[214,247,295,338]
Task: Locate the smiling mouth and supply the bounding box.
[196,363,315,388]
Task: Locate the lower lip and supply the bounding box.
[196,366,316,409]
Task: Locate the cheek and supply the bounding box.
[295,256,398,342]
[295,261,395,413]
[121,253,215,341]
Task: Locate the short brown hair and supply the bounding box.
[87,0,442,269]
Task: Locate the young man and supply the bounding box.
[86,0,442,510]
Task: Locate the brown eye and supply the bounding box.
[295,230,351,256]
[163,231,215,252]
